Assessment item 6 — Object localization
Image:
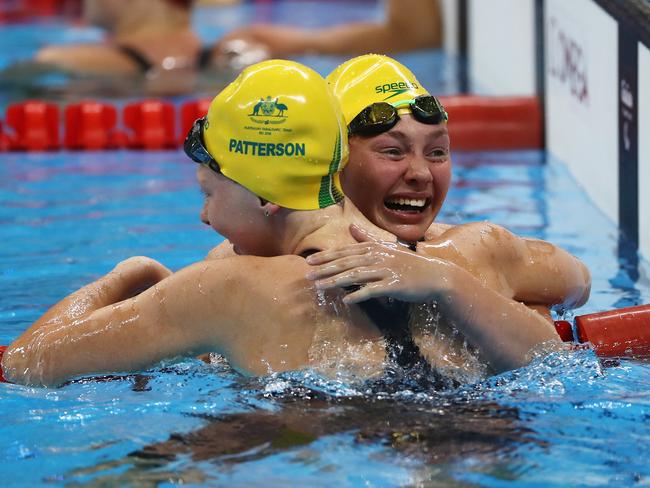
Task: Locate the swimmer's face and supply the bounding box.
[196,166,274,256]
[341,115,451,243]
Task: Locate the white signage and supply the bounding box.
[639,42,650,260]
[545,0,619,223]
[468,0,536,95]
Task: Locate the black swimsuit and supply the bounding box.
[116,45,214,74]
[356,298,427,368]
[301,245,430,370]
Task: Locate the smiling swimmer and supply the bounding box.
[1,59,579,387]
[326,54,450,244]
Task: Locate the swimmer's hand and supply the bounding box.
[305,225,455,304]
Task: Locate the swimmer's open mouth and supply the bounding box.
[384,197,430,213]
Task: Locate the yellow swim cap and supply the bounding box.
[326,54,429,125]
[203,59,348,210]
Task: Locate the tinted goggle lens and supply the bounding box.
[183,117,220,173]
[349,103,398,136]
[348,95,448,136]
[410,95,448,125]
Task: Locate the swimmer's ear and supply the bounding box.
[261,200,281,217]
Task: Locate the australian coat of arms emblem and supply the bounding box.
[249,96,288,124]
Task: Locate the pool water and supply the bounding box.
[1,149,650,487]
[0,1,459,109]
[2,2,650,486]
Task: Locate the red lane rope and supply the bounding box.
[555,303,650,357]
[439,95,543,151]
[0,96,543,152]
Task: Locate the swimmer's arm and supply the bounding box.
[13,257,172,336]
[419,222,591,310]
[435,270,562,373]
[307,239,560,373]
[301,0,442,54]
[0,60,62,85]
[463,224,591,309]
[215,0,441,57]
[1,45,141,84]
[2,256,314,387]
[2,257,173,386]
[34,44,140,76]
[512,237,591,309]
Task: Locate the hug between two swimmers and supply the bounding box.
[2,55,591,387]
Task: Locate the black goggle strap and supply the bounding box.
[183,117,220,173]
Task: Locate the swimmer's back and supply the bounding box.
[182,254,386,377]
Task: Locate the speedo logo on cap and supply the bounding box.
[375,81,419,100]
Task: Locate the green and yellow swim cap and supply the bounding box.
[203,59,348,210]
[326,54,429,125]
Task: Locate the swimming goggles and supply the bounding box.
[348,95,449,136]
[184,116,221,174]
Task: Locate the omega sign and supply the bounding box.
[548,16,589,104]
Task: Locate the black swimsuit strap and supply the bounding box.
[364,240,424,367]
[197,45,214,70]
[116,45,154,73]
[302,242,432,372]
[357,299,428,368]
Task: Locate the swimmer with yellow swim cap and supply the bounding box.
[2,59,574,387]
[183,58,351,255]
[1,59,390,386]
[305,55,591,366]
[191,58,347,212]
[326,54,450,244]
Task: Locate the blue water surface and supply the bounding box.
[0,0,460,111]
[1,149,650,487]
[1,1,650,486]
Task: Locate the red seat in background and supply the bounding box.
[180,99,211,145]
[5,101,60,151]
[123,99,177,150]
[64,101,124,150]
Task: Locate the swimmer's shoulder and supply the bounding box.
[419,221,520,262]
[195,253,310,282]
[205,240,320,261]
[424,221,454,240]
[425,220,514,241]
[294,221,360,256]
[205,241,236,260]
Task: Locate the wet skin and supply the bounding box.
[341,115,451,244]
[2,144,586,386]
[197,166,280,257]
